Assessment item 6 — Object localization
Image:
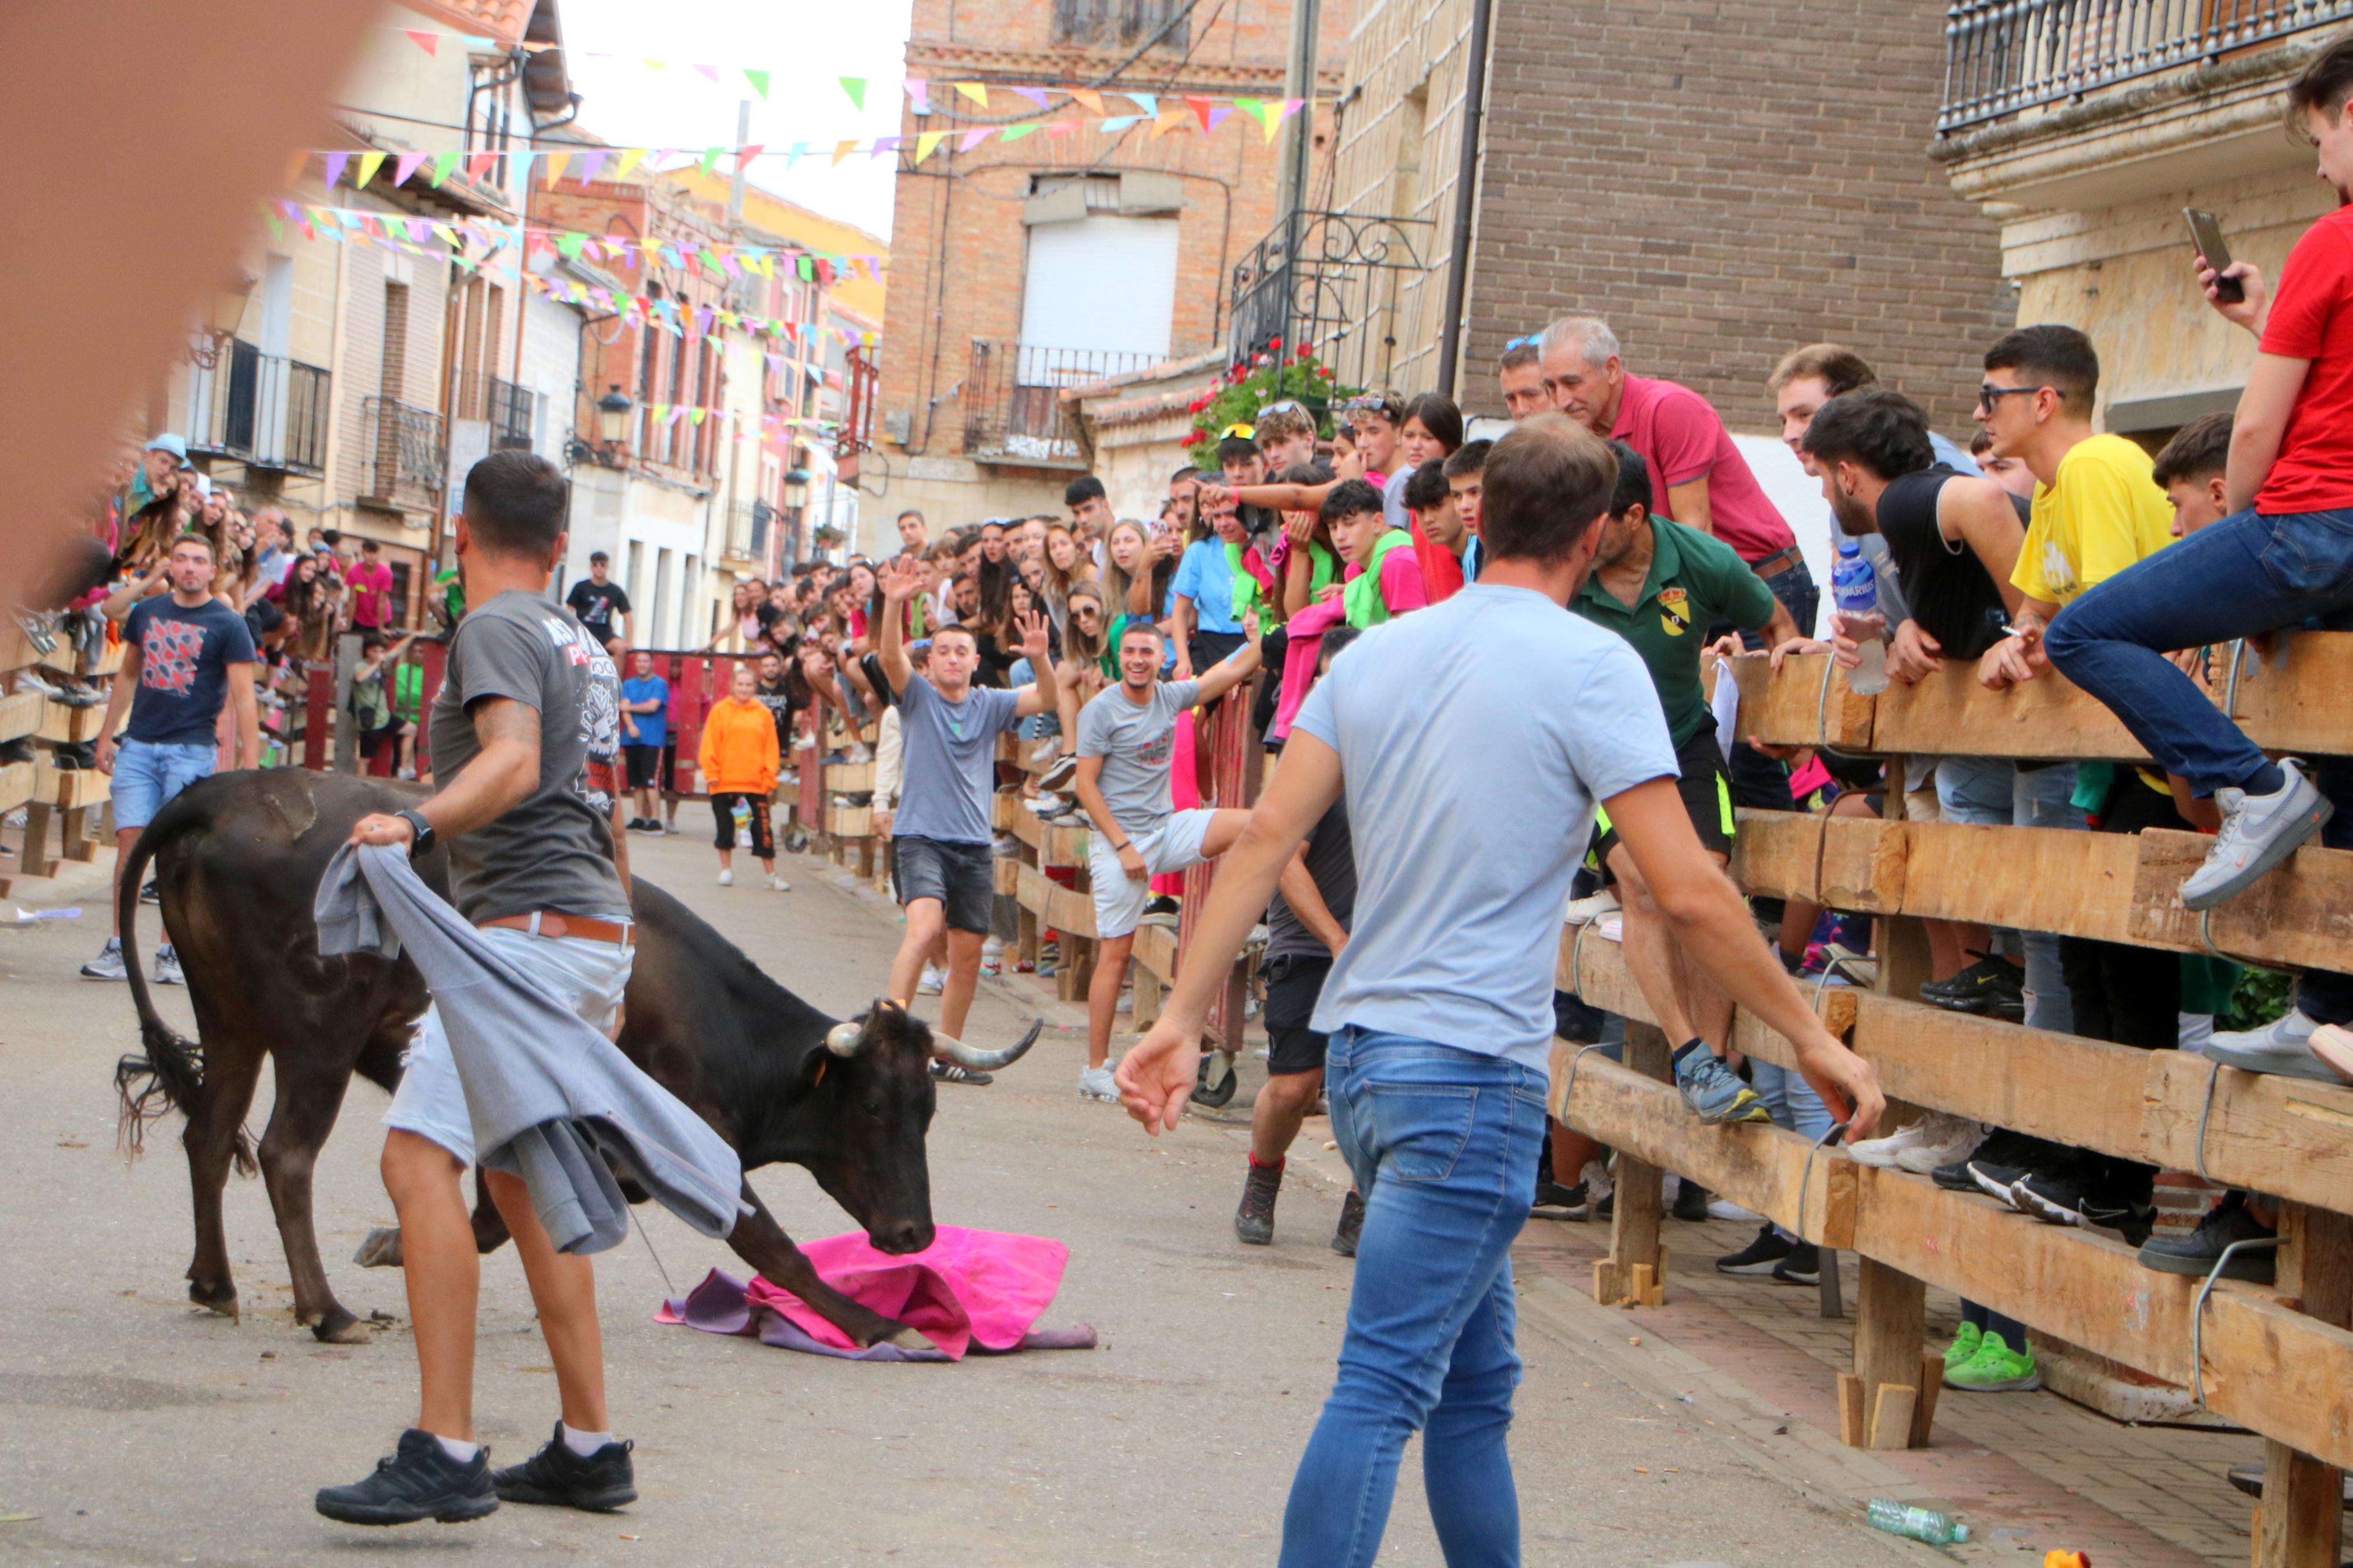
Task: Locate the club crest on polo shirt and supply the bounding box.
[1658,585,1691,637]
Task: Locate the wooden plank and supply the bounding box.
[823,760,874,792]
[1849,1164,2353,1474]
[1548,1044,1858,1248]
[1604,1026,1669,1306]
[84,639,125,677]
[0,689,42,742]
[826,805,872,838]
[1729,650,1875,751]
[1131,921,1179,986]
[0,760,32,816]
[993,857,1019,897]
[1909,1355,1944,1449]
[33,762,107,809]
[1869,661,2146,760]
[2129,828,2353,976]
[1006,803,1089,868]
[0,619,36,673]
[2254,1441,2343,1568]
[36,701,107,745]
[1015,861,1095,939]
[1866,1384,1917,1452]
[1558,923,1859,1083]
[1853,1258,1927,1450]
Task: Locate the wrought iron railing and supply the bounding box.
[722,499,775,565]
[485,376,537,450]
[962,342,1163,468]
[1940,0,2353,131]
[361,396,446,512]
[188,340,330,474]
[1227,209,1434,393]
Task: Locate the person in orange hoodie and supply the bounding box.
[698,662,786,890]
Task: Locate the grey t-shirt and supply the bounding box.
[428,589,629,924]
[889,675,1021,845]
[1076,678,1202,837]
[1266,797,1354,962]
[1293,585,1676,1073]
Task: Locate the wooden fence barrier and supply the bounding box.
[1553,650,2353,1566]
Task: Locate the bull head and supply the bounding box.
[826,1001,1044,1073]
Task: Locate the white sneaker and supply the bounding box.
[766,873,792,892]
[2205,1008,2340,1083]
[1116,986,1133,1014]
[917,964,945,996]
[80,937,127,980]
[2181,758,2331,911]
[717,868,734,887]
[1563,888,1621,926]
[1580,1158,1614,1206]
[1077,1064,1120,1103]
[1854,1111,1980,1169]
[153,944,184,986]
[1893,1114,1992,1174]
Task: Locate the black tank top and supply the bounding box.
[1878,465,2014,661]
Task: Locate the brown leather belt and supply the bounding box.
[1748,545,1806,581]
[478,912,634,945]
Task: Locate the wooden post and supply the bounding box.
[2255,1201,2349,1568]
[19,801,54,877]
[1598,1022,1669,1307]
[1847,1256,1928,1450]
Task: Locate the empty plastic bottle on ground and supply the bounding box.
[1830,537,1889,696]
[731,798,753,848]
[1864,1499,1968,1545]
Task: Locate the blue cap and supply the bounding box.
[145,433,192,468]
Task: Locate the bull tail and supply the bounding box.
[112,792,251,1175]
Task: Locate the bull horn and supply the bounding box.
[931,1016,1044,1073]
[826,1021,866,1057]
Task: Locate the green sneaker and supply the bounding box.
[1946,1329,2040,1392]
[1941,1321,1982,1374]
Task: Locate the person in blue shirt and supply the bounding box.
[1170,503,1269,677]
[618,650,670,833]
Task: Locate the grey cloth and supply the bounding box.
[888,676,1021,845]
[427,589,631,925]
[1266,797,1355,963]
[317,842,747,1255]
[1075,678,1201,837]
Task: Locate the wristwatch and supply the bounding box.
[394,809,435,860]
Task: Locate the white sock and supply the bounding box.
[433,1433,480,1463]
[560,1422,613,1457]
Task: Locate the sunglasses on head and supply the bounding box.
[1259,399,1305,418]
[1503,333,1541,351]
[1341,392,1403,416]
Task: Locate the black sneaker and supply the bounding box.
[1529,1178,1588,1221]
[2224,1459,2353,1505]
[1671,1179,1711,1223]
[139,879,161,905]
[2139,1190,2276,1282]
[315,1430,499,1526]
[1968,1162,2032,1210]
[928,1059,993,1086]
[1715,1222,1793,1275]
[1143,894,1181,919]
[1235,1160,1282,1246]
[489,1423,637,1512]
[2011,1168,2154,1245]
[1772,1242,1822,1285]
[1936,1128,2053,1196]
[1330,1187,1365,1257]
[1921,954,2025,1021]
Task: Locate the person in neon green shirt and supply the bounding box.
[1324,479,1428,629]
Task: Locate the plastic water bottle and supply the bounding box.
[1865,1499,1968,1545]
[1831,537,1889,696]
[730,798,753,849]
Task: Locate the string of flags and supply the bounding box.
[520,269,874,365]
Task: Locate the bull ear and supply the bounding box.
[825,1021,865,1057]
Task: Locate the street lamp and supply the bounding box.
[782,467,811,510]
[596,385,633,460]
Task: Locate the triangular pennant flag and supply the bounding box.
[734,144,764,175]
[615,147,648,179]
[693,63,719,84]
[719,248,744,279]
[466,150,497,182]
[406,218,431,241]
[766,353,784,375]
[431,149,460,186]
[286,148,308,186]
[1000,123,1037,143]
[1186,96,1216,133]
[904,80,929,112]
[839,77,866,111]
[1127,91,1158,118]
[579,148,608,184]
[744,69,770,99]
[1149,108,1188,140]
[1205,104,1234,132]
[1235,96,1268,128]
[432,222,459,247]
[1069,87,1107,116]
[644,59,666,70]
[1099,115,1140,135]
[1013,86,1050,111]
[276,199,302,219]
[540,150,572,186]
[404,29,438,54]
[556,231,585,259]
[868,135,903,159]
[689,407,706,426]
[1042,119,1077,138]
[660,243,685,268]
[324,151,350,187]
[833,139,859,167]
[510,150,537,180]
[1282,97,1307,119]
[958,126,992,152]
[266,214,286,241]
[953,80,988,106]
[356,150,386,187]
[914,129,946,165]
[698,146,723,175]
[651,402,670,425]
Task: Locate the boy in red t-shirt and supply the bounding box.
[2045,36,2353,1084]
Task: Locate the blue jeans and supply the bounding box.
[2012,763,2084,1034]
[1749,1059,1833,1140]
[1286,1029,1548,1568]
[2045,506,2353,1024]
[111,738,217,831]
[1007,657,1059,740]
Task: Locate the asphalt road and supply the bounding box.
[0,813,1924,1566]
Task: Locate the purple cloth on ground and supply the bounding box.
[655,1224,1095,1362]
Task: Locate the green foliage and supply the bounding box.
[2218,965,2295,1033]
[1181,343,1358,468]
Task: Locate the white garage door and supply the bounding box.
[1018,214,1179,374]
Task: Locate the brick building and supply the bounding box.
[869,0,1350,529]
[1314,0,2013,438]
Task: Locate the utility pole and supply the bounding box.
[728,98,751,224]
[1273,0,1321,228]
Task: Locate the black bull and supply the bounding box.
[110,769,1036,1347]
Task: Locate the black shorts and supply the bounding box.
[357,720,406,759]
[1263,952,1334,1075]
[710,791,774,856]
[624,744,663,790]
[893,835,995,934]
[1592,721,1735,874]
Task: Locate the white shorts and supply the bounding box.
[1088,808,1219,940]
[382,927,634,1165]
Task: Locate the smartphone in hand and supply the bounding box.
[2184,208,2245,304]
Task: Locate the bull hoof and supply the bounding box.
[885,1325,934,1352]
[311,1310,372,1346]
[353,1226,404,1268]
[188,1281,239,1321]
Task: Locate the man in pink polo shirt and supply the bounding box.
[1537,315,1815,638]
[347,538,397,632]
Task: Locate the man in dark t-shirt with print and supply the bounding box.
[86,532,259,984]
[563,552,631,653]
[320,453,644,1529]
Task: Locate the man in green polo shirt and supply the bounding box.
[1575,440,1793,1076]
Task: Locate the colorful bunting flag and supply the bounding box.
[868,135,903,159]
[953,81,988,106]
[404,29,437,54]
[839,77,865,111]
[1001,123,1037,143]
[1128,92,1158,118]
[832,139,858,167]
[698,146,723,175]
[744,68,769,99]
[540,150,572,185]
[1069,87,1106,116]
[693,63,719,84]
[959,126,992,152]
[615,147,648,179]
[1099,115,1140,135]
[324,151,350,188]
[466,150,498,182]
[579,148,609,183]
[1042,120,1077,138]
[1012,86,1050,111]
[914,129,946,165]
[356,150,386,187]
[431,149,460,186]
[904,80,930,112]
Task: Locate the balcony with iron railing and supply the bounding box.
[962,342,1165,468]
[1228,209,1433,395]
[360,396,446,514]
[188,340,330,475]
[1939,0,2353,133]
[722,498,778,567]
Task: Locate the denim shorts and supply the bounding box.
[892,834,996,933]
[111,738,217,831]
[383,928,633,1165]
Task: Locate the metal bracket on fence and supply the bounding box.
[2191,1235,2281,1409]
[2221,638,2246,720]
[2194,907,2276,972]
[1812,649,1839,752]
[1796,1119,1849,1249]
[2191,1056,2226,1187]
[1556,1040,1620,1119]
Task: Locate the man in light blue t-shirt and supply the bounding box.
[1116,414,1883,1568]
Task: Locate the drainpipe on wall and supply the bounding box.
[1433,0,1495,401]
